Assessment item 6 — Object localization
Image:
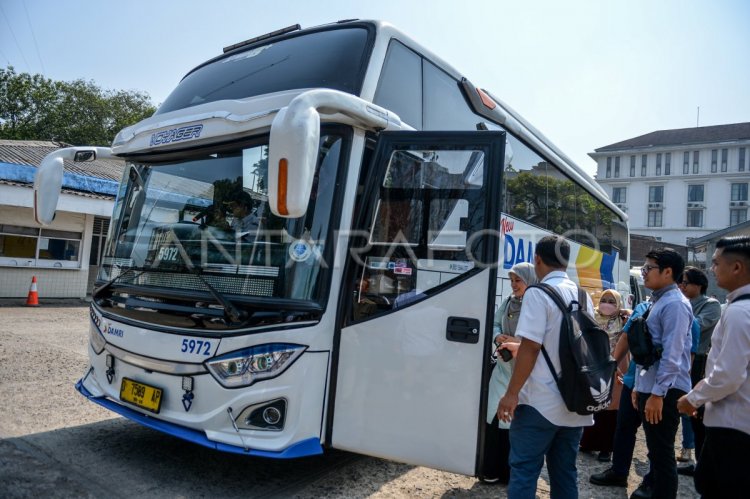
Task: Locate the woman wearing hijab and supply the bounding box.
[482,262,537,484]
[579,288,631,462]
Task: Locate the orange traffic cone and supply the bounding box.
[26,276,39,306]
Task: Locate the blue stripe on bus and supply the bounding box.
[599,252,616,287]
[75,379,323,459]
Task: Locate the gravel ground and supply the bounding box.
[0,304,700,498]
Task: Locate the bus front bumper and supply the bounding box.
[75,378,323,459]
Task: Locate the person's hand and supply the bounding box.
[677,395,698,417]
[495,334,513,345]
[615,369,624,384]
[499,341,520,358]
[644,395,663,424]
[497,392,519,423]
[631,389,638,410]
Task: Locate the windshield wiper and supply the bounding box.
[93,267,147,298]
[190,269,248,325]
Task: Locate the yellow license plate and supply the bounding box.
[120,378,163,414]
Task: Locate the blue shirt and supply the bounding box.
[634,284,693,396]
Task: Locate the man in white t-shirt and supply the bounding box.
[498,235,594,499]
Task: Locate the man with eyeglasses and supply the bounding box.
[630,249,693,499]
[676,267,721,475]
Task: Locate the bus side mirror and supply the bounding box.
[267,89,405,218]
[34,153,65,225]
[267,105,319,218]
[34,147,115,226]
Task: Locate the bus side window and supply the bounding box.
[373,41,422,129]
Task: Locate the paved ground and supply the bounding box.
[0,305,700,498]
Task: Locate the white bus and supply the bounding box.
[35,20,629,476]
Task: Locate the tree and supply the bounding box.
[0,66,156,146]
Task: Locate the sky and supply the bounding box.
[1,0,749,176]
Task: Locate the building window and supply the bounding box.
[665,152,671,175]
[89,217,111,266]
[688,184,704,202]
[630,155,636,177]
[683,151,689,174]
[721,148,728,172]
[740,148,746,172]
[641,154,647,176]
[687,209,703,227]
[648,209,663,227]
[614,157,620,178]
[731,209,747,225]
[0,224,83,268]
[711,149,718,173]
[731,183,749,201]
[693,150,700,174]
[606,157,612,178]
[656,153,662,175]
[649,185,664,203]
[612,187,626,204]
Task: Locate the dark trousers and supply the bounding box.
[482,418,511,483]
[694,427,750,498]
[638,389,685,499]
[690,354,708,460]
[611,384,641,476]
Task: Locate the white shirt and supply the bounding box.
[515,270,594,427]
[686,282,750,436]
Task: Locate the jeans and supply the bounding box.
[509,404,583,499]
[611,384,641,476]
[638,389,685,499]
[681,414,695,449]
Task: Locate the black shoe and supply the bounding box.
[677,463,695,476]
[597,451,612,462]
[629,483,653,499]
[590,467,627,487]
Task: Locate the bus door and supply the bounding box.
[329,131,505,475]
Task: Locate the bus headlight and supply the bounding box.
[89,312,107,355]
[89,324,107,354]
[205,343,307,388]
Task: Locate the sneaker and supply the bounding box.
[480,476,500,484]
[590,467,628,487]
[677,447,693,462]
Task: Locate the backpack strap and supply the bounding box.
[526,283,570,383]
[730,294,750,304]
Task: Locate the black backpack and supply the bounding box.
[529,283,617,415]
[627,306,661,369]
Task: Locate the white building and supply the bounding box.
[591,122,750,246]
[0,140,124,299]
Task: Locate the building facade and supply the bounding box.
[591,122,750,246]
[0,140,123,299]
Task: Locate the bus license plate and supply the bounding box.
[120,378,163,414]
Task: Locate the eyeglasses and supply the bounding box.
[641,264,660,275]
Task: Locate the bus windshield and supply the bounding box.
[97,133,345,329]
[156,27,372,115]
